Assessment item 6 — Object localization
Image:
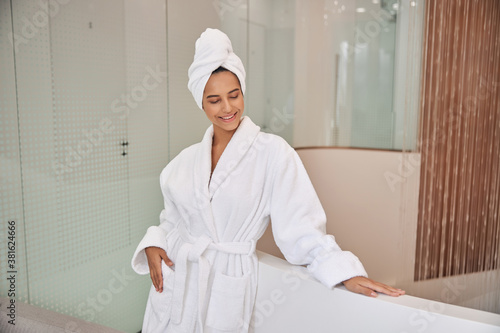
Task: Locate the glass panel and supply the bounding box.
[1,0,168,331]
[244,0,417,150]
[246,0,295,144]
[351,0,397,148]
[0,0,30,305]
[167,0,410,150]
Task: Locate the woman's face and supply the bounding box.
[202,70,244,134]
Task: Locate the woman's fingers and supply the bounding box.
[343,277,376,297]
[149,258,163,292]
[151,265,163,292]
[145,247,170,293]
[365,280,405,296]
[374,283,405,296]
[343,276,405,297]
[160,251,173,266]
[356,283,378,297]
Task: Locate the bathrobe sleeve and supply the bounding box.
[131,164,181,275]
[269,144,368,288]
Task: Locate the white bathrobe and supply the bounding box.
[131,116,367,333]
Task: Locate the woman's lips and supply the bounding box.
[219,112,237,123]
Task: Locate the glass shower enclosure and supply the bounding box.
[0,0,167,331]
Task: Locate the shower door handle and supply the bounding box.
[120,140,129,156]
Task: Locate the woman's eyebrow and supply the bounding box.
[206,88,240,99]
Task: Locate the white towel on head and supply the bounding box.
[188,28,246,110]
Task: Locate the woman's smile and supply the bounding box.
[219,111,238,122]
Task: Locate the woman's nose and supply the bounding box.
[221,98,231,112]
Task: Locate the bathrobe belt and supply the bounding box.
[170,236,256,330]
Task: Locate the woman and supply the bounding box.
[131,28,404,333]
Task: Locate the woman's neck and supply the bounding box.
[211,124,239,174]
[212,125,236,148]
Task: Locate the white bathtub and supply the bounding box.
[253,252,500,333]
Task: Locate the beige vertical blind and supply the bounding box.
[415,0,500,281]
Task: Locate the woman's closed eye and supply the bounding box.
[208,94,238,104]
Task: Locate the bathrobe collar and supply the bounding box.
[194,116,261,239]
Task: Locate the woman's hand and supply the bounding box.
[145,246,173,293]
[342,276,405,297]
